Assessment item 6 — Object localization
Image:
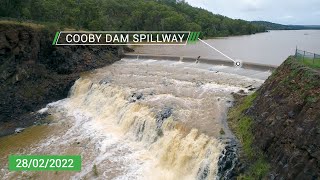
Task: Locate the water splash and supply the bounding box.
[1,59,267,179]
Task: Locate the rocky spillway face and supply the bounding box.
[0,59,268,179]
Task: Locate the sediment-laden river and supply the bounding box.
[0,59,270,179]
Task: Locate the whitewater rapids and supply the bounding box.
[1,58,269,180]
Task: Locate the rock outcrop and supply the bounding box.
[246,57,320,179]
[0,21,123,136]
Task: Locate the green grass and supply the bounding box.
[0,20,44,29]
[302,59,320,69]
[229,93,257,159]
[278,57,320,100]
[0,19,70,33]
[93,164,99,177]
[228,92,270,179]
[306,96,318,103]
[239,158,270,180]
[296,56,320,69]
[229,92,257,121]
[237,116,255,158]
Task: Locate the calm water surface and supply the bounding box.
[133,30,320,66]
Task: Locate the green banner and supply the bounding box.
[52,32,60,45]
[9,155,81,171]
[188,32,200,44]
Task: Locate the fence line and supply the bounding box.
[295,48,320,66]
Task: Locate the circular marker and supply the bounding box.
[234,60,243,68]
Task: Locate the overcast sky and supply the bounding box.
[185,0,320,25]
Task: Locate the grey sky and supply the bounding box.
[185,0,320,25]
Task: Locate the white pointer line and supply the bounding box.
[198,38,236,63]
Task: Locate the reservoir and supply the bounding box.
[132,30,320,66]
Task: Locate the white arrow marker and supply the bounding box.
[198,38,243,68]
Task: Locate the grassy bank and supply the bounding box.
[295,56,320,69]
[0,19,44,29]
[278,57,320,101]
[228,56,320,179]
[228,92,270,179]
[300,59,320,69]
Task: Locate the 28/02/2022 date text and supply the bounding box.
[9,155,81,171]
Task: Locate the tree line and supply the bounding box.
[252,21,320,30]
[0,0,266,37]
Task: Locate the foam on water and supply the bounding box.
[1,59,270,180]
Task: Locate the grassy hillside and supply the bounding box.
[0,0,266,37]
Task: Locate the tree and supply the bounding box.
[0,0,266,37]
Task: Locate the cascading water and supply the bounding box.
[0,59,269,180]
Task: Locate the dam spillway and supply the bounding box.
[1,58,271,179]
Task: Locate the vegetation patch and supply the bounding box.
[92,164,99,177]
[228,92,270,179]
[274,57,320,101]
[0,0,266,37]
[296,56,320,69]
[0,20,44,29]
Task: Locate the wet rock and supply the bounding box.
[237,89,246,94]
[129,92,144,103]
[34,111,49,120]
[245,85,256,91]
[155,107,173,129]
[197,162,210,180]
[15,128,25,134]
[135,93,143,100]
[99,77,112,85]
[268,173,276,180]
[217,139,239,179]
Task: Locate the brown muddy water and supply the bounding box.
[0,58,270,180]
[132,30,320,66]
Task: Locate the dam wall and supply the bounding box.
[124,54,278,71]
